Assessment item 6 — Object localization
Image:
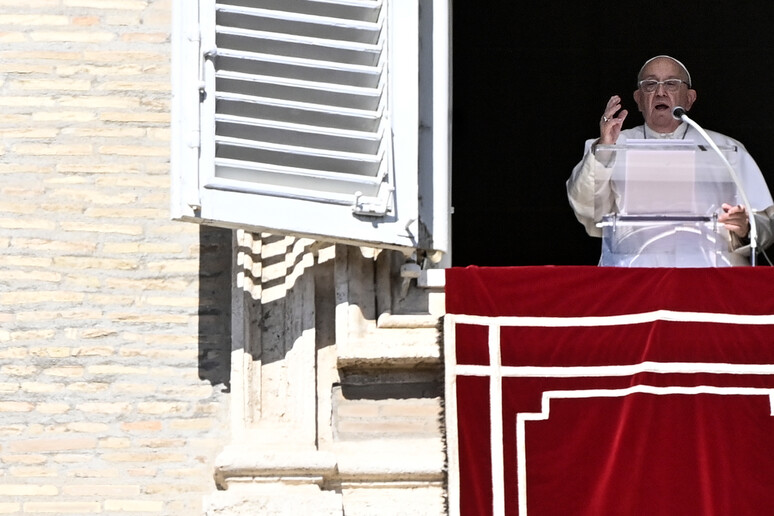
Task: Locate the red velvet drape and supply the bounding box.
[446,266,774,516]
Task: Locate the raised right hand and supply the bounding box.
[599,95,628,145]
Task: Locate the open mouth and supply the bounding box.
[654,103,670,111]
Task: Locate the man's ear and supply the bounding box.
[685,89,697,111]
[633,89,644,112]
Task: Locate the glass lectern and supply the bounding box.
[594,139,739,267]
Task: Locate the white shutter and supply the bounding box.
[172,0,450,255]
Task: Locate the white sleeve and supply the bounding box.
[736,144,774,209]
[566,139,616,237]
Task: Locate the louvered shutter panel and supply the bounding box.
[172,0,450,255]
[206,0,393,214]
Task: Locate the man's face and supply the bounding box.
[633,57,697,133]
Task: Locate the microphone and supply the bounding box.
[672,106,687,120]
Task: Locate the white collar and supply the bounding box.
[644,122,689,140]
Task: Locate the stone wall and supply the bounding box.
[0,1,447,514]
[0,1,233,514]
[206,235,446,516]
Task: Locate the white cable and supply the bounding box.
[678,112,758,265]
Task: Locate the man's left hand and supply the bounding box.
[719,203,750,238]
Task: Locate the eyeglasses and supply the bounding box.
[638,79,689,93]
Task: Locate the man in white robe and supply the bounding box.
[567,55,773,267]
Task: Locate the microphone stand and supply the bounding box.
[675,108,758,266]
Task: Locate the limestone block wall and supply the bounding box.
[0,1,233,514]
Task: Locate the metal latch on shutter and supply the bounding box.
[352,182,394,217]
[199,47,217,101]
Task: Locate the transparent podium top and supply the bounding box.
[594,139,739,221]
